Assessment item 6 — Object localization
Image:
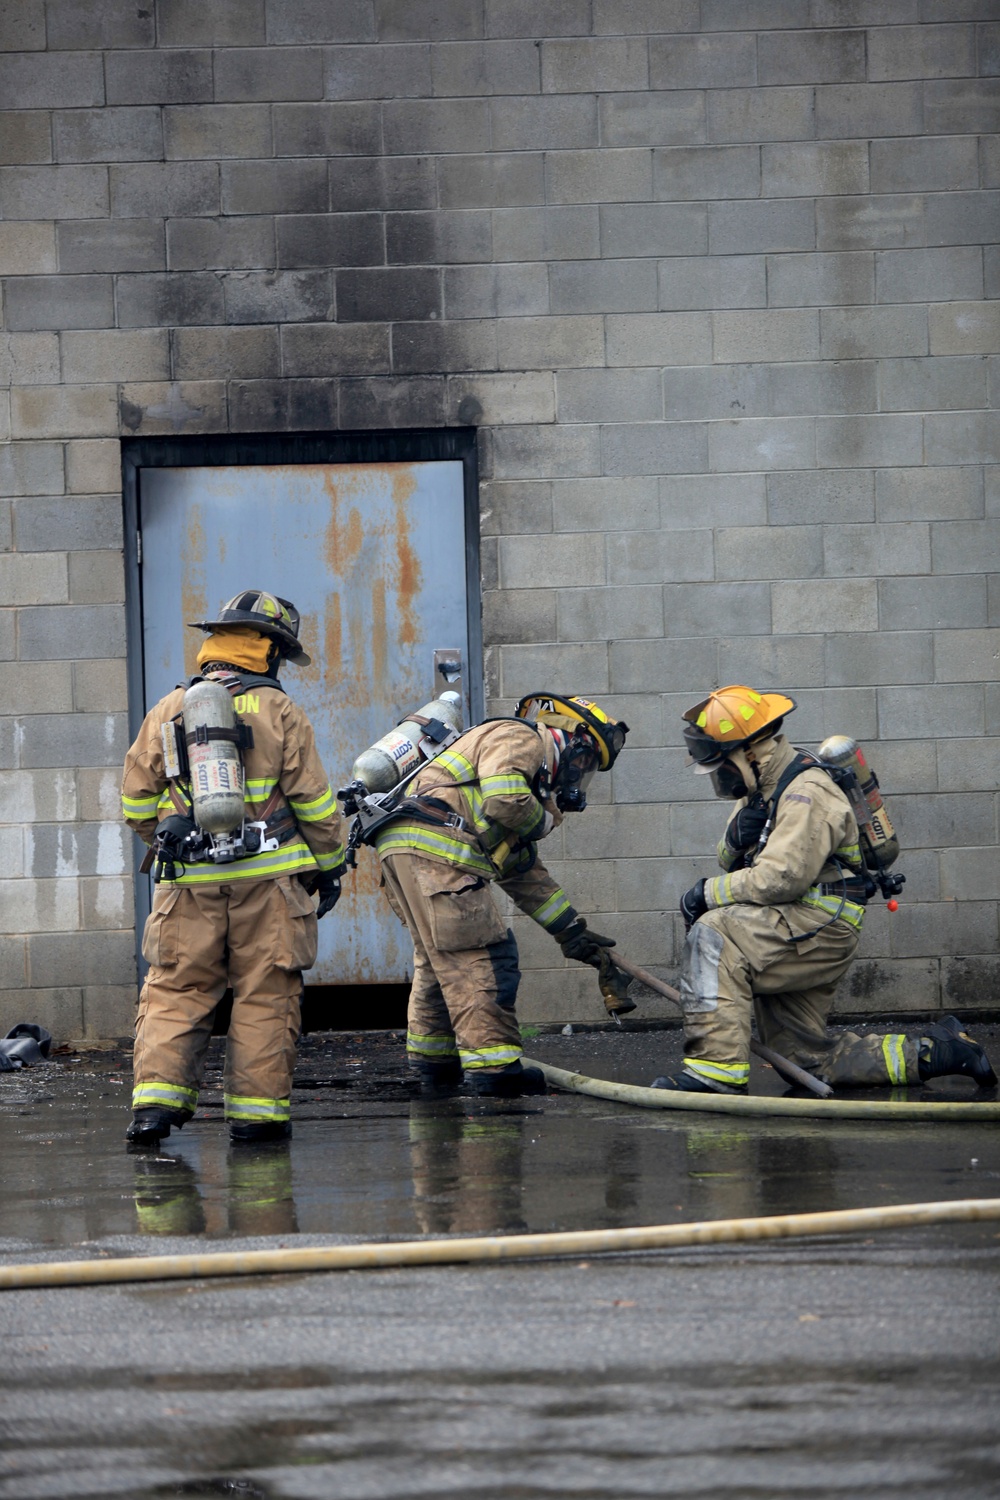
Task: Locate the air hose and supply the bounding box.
[524,1058,1000,1121]
[1,1198,998,1291]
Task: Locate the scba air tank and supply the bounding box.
[351,693,463,792]
[817,734,900,870]
[183,679,245,834]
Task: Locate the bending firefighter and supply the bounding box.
[651,685,996,1096]
[121,591,346,1146]
[348,694,630,1097]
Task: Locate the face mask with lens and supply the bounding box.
[554,731,600,812]
[711,760,749,800]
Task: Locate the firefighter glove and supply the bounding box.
[598,950,637,1017]
[724,799,768,856]
[680,878,708,932]
[555,917,616,968]
[315,872,341,919]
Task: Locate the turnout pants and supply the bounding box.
[681,904,919,1089]
[380,852,523,1073]
[133,875,317,1126]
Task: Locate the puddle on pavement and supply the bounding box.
[1,1028,997,1251]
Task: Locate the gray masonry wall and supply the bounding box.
[1,0,998,1039]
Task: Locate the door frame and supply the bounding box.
[121,427,483,986]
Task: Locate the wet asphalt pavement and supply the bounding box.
[1,1023,999,1499]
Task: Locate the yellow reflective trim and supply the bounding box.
[224,1094,291,1122]
[881,1033,908,1086]
[290,785,338,820]
[480,774,530,796]
[530,889,572,928]
[122,793,160,815]
[684,1057,750,1086]
[159,840,319,885]
[374,824,494,876]
[407,1031,460,1057]
[459,1045,523,1070]
[313,846,346,871]
[800,888,866,932]
[132,1080,198,1110]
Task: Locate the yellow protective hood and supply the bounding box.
[196,627,274,676]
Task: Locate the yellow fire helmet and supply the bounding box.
[515,693,628,771]
[682,685,795,773]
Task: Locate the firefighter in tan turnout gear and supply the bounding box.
[121,591,346,1146]
[650,685,996,1096]
[354,694,629,1097]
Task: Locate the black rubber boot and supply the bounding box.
[917,1015,997,1089]
[462,1061,547,1097]
[409,1058,463,1096]
[650,1069,748,1096]
[229,1121,292,1144]
[125,1108,189,1146]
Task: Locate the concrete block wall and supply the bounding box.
[0,0,998,1037]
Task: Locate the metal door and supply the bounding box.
[136,459,475,984]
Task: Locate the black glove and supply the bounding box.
[555,917,616,969]
[679,878,708,931]
[724,799,768,856]
[315,872,341,919]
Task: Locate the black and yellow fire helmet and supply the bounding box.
[514,693,629,771]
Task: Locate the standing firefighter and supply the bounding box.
[650,685,996,1096]
[121,591,346,1146]
[349,694,629,1097]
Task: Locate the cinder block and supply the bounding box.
[164,104,272,160]
[14,497,121,553]
[608,636,716,695]
[493,425,601,482]
[558,369,660,423]
[603,421,708,477]
[669,800,727,856]
[28,930,135,988]
[608,529,714,588]
[770,360,876,417]
[5,276,113,333]
[815,414,922,469]
[876,23,977,84]
[879,356,986,414]
[377,0,484,41]
[431,39,540,96]
[26,821,129,882]
[772,578,877,634]
[17,604,125,661]
[824,522,930,579]
[879,250,984,306]
[120,379,227,435]
[387,210,491,265]
[940,847,1000,902]
[229,378,336,433]
[497,315,603,370]
[662,473,767,528]
[392,320,496,374]
[0,221,56,274]
[709,417,815,473]
[546,149,653,205]
[449,370,554,426]
[486,0,592,39]
[18,712,129,768]
[929,302,1000,356]
[599,90,706,149]
[870,136,979,194]
[0,111,52,166]
[491,93,597,151]
[73,657,127,711]
[707,87,814,144]
[0,507,10,558]
[214,46,323,102]
[278,213,384,269]
[57,219,164,273]
[0,164,108,219]
[708,199,815,255]
[600,202,706,258]
[933,628,1000,685]
[439,154,544,210]
[989,248,1000,299]
[824,630,932,687]
[716,523,821,582]
[767,250,874,309]
[0,53,104,110]
[61,329,169,384]
[867,740,938,799]
[12,385,117,440]
[0,1,44,50]
[54,108,162,165]
[815,83,922,139]
[713,309,819,364]
[173,325,279,381]
[117,272,225,327]
[383,99,490,155]
[267,0,375,43]
[880,575,986,632]
[78,767,126,822]
[835,958,940,1017]
[66,440,120,495]
[716,632,827,691]
[481,480,553,536]
[491,205,593,261]
[483,588,556,646]
[0,986,85,1041]
[662,581,771,638]
[106,47,212,105]
[761,142,869,197]
[274,102,381,158]
[442,266,497,318]
[649,32,755,88]
[924,191,1000,248]
[893,791,995,852]
[925,412,1000,467]
[337,267,440,323]
[658,255,765,310]
[224,270,332,324]
[110,161,218,217]
[982,138,1000,192]
[876,467,983,522]
[936,736,1000,795]
[68,552,125,607]
[0,442,64,498]
[47,0,154,47]
[79,876,132,932]
[279,323,387,379]
[0,877,82,933]
[923,79,1000,135]
[333,155,430,211]
[558,585,664,642]
[325,43,431,100]
[0,659,71,711]
[758,27,865,85]
[166,217,274,271]
[879,684,985,741]
[158,0,265,46]
[942,954,1000,1012]
[499,641,608,698]
[221,159,327,216]
[0,767,77,823]
[542,37,648,92]
[339,376,445,429]
[606,311,711,367]
[550,260,657,315]
[816,194,924,252]
[661,364,769,421]
[496,265,549,317]
[551,477,658,533]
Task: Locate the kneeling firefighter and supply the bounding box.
[345,694,630,1097]
[121,591,347,1146]
[650,685,996,1095]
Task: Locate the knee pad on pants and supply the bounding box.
[487,929,521,1010]
[679,921,724,1016]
